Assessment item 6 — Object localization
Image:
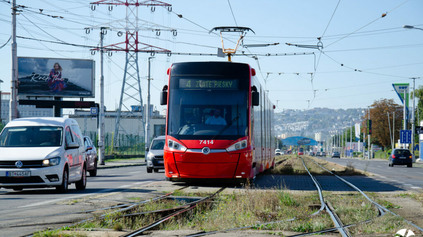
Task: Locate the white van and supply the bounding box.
[0,117,87,192]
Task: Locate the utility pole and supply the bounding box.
[368,107,371,160]
[10,0,18,122]
[145,57,154,156]
[411,77,419,161]
[98,27,107,165]
[393,111,395,149]
[350,122,353,158]
[345,128,347,158]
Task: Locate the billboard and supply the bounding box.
[18,57,95,98]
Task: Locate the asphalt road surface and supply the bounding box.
[0,165,164,237]
[317,156,423,192]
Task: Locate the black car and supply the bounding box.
[389,149,412,167]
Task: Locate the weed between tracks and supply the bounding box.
[272,155,366,176]
[161,190,332,233]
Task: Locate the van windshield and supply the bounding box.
[0,126,63,147]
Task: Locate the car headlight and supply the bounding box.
[167,139,187,152]
[147,153,155,161]
[43,157,61,166]
[226,139,247,152]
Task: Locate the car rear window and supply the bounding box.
[394,150,411,156]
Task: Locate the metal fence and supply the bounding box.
[85,132,145,157]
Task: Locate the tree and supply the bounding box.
[412,85,423,125]
[362,99,402,149]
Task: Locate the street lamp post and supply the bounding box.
[411,77,420,161]
[403,25,423,31]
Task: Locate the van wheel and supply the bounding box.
[76,166,87,190]
[56,169,69,193]
[147,167,153,173]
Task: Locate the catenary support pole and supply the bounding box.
[98,27,106,165]
[145,57,153,157]
[10,0,18,122]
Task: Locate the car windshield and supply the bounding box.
[0,126,63,147]
[150,139,165,150]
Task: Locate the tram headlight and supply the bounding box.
[167,139,187,152]
[226,139,247,152]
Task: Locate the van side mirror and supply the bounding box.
[252,91,259,106]
[160,85,168,105]
[86,146,93,151]
[66,141,80,150]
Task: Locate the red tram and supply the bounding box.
[160,61,274,181]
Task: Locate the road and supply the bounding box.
[0,165,164,237]
[317,156,423,192]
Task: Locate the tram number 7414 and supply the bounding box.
[199,140,214,145]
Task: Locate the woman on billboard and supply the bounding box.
[48,62,67,92]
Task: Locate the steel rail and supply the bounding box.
[21,186,189,237]
[309,157,423,233]
[122,187,226,237]
[185,158,329,237]
[1,186,189,224]
[299,157,351,237]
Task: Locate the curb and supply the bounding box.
[97,163,146,170]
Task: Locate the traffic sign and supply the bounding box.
[400,130,412,144]
[90,107,98,116]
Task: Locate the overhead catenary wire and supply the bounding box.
[325,0,410,48]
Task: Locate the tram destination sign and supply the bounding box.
[179,79,238,89]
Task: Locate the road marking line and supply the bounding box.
[411,186,421,189]
[19,180,155,208]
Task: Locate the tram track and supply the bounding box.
[185,156,420,237]
[15,186,189,236]
[122,187,226,237]
[22,156,423,236]
[307,157,423,234]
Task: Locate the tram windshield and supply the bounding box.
[168,77,248,140]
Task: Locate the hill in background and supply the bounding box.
[275,108,365,140]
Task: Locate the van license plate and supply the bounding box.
[6,171,31,177]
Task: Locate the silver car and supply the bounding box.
[146,136,165,173]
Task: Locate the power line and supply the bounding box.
[325,0,410,48]
[321,0,341,38]
[227,0,238,26]
[0,36,11,49]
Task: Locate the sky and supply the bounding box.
[0,0,422,114]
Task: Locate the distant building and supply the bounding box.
[1,92,54,123]
[315,132,322,142]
